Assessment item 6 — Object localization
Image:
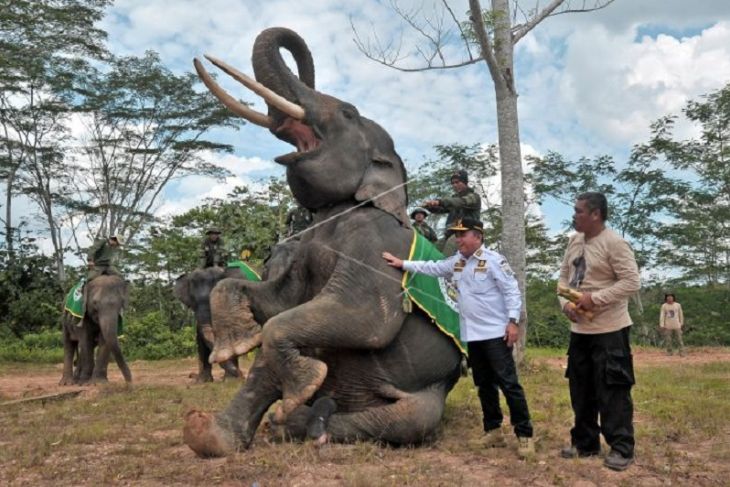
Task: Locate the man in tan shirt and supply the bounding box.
[660,293,685,356]
[557,192,641,471]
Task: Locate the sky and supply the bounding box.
[15,0,730,254]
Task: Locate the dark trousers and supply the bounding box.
[567,327,635,458]
[468,337,533,438]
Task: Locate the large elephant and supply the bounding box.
[60,275,131,385]
[183,27,461,457]
[175,267,245,382]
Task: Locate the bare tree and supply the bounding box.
[65,52,244,252]
[353,0,615,360]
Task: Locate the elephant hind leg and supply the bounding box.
[325,384,447,445]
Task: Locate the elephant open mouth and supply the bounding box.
[273,117,322,166]
[193,55,321,166]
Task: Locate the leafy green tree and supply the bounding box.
[0,0,111,279]
[654,85,730,284]
[130,177,293,279]
[0,234,64,338]
[528,121,687,270]
[66,51,246,251]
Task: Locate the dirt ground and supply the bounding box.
[1,347,729,486]
[3,347,728,402]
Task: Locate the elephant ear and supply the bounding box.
[174,274,194,309]
[355,147,411,229]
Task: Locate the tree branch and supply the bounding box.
[512,0,616,43]
[511,0,564,44]
[468,0,505,90]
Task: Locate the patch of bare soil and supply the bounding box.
[1,350,729,486]
[0,357,210,402]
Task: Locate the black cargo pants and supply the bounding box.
[566,326,635,458]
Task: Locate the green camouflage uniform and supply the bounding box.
[430,187,481,254]
[200,237,229,268]
[286,205,313,238]
[413,221,438,243]
[86,239,122,281]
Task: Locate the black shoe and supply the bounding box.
[603,449,634,471]
[560,445,600,459]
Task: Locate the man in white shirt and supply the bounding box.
[382,217,534,458]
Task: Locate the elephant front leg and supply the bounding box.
[59,330,77,386]
[184,353,281,457]
[209,279,263,364]
[195,332,214,383]
[263,293,402,423]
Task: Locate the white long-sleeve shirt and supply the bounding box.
[403,245,522,342]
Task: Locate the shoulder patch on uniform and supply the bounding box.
[500,259,515,277]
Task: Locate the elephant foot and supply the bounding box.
[59,376,76,386]
[210,287,261,363]
[195,373,214,384]
[183,410,236,457]
[275,359,328,423]
[209,326,262,364]
[90,376,109,385]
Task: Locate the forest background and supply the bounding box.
[1,0,728,362]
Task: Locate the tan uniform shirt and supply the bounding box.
[660,303,683,330]
[558,228,641,334]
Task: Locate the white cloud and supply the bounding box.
[9,0,730,252]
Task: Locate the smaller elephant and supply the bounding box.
[175,246,299,382]
[60,275,131,385]
[175,267,247,382]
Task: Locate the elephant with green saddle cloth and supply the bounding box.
[183,27,463,457]
[60,275,131,385]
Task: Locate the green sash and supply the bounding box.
[64,279,85,318]
[226,260,262,281]
[402,231,465,355]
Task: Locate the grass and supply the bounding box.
[1,349,729,485]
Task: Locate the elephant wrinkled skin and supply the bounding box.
[184,27,461,457]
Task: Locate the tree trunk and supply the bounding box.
[5,170,15,256]
[491,0,528,362]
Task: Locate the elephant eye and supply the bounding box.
[342,106,358,120]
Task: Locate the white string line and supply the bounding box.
[279,175,423,245]
[278,174,457,308]
[321,244,458,310]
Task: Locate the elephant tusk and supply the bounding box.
[193,58,272,128]
[204,54,306,121]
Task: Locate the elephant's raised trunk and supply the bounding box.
[192,27,314,130]
[251,27,316,125]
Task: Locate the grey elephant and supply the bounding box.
[60,275,131,385]
[175,267,245,382]
[183,27,461,457]
[175,245,299,383]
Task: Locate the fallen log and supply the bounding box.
[0,390,82,407]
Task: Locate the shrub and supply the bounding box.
[123,311,196,360]
[0,329,64,363]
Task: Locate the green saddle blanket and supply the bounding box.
[64,279,124,334]
[226,260,262,281]
[402,231,465,355]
